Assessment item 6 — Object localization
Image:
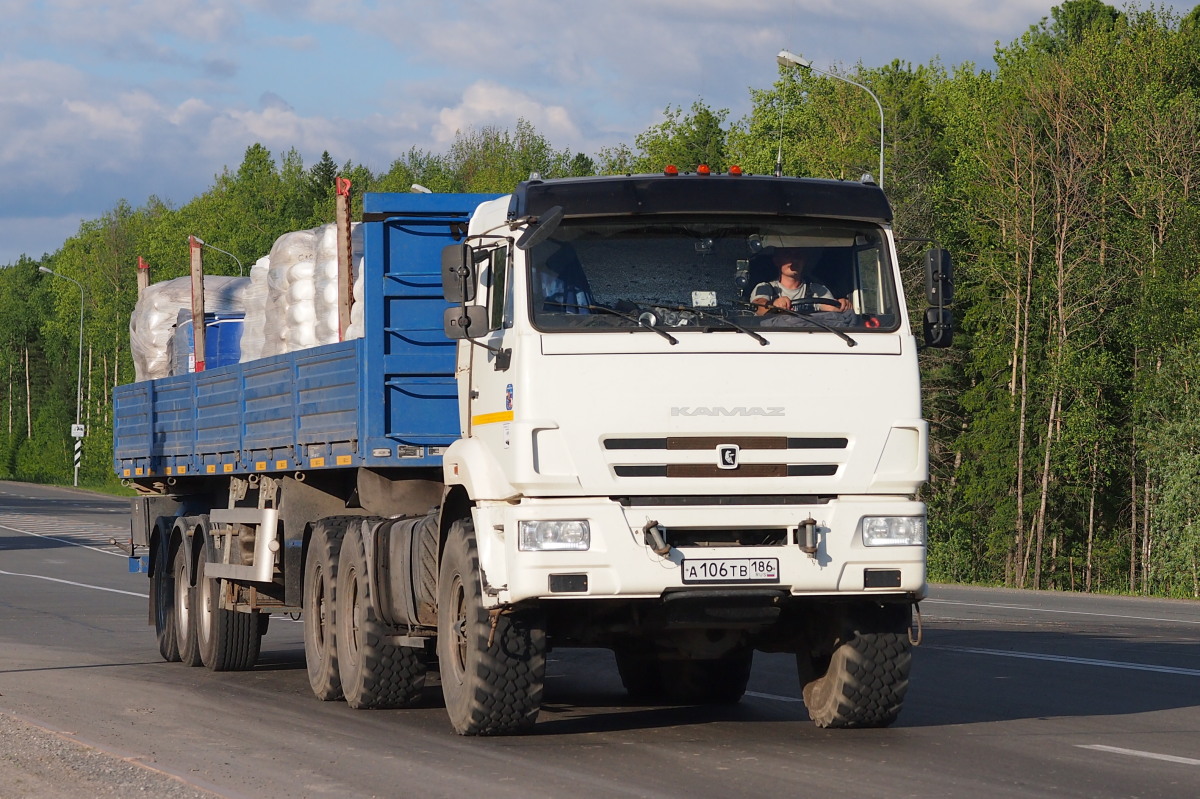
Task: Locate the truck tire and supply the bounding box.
[437,518,546,735]
[335,521,427,709]
[798,609,912,728]
[152,536,180,662]
[195,547,262,671]
[173,543,202,666]
[661,649,754,705]
[303,517,351,701]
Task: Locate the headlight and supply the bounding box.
[518,520,591,551]
[861,516,926,546]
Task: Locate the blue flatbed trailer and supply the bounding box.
[113,192,499,481]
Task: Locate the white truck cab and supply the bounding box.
[439,171,952,730]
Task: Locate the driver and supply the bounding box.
[750,248,850,315]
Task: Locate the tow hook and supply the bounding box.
[642,520,671,556]
[798,517,818,556]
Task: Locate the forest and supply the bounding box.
[2,1,1199,598]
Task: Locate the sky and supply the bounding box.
[0,0,1192,266]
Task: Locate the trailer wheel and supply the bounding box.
[195,544,262,671]
[303,517,351,701]
[661,649,754,705]
[437,518,545,735]
[335,520,427,709]
[798,607,912,728]
[173,542,202,666]
[152,534,180,662]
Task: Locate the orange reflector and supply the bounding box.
[697,164,711,175]
[664,165,679,175]
[728,165,743,176]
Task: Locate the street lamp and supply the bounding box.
[776,49,886,189]
[192,237,243,276]
[38,266,85,487]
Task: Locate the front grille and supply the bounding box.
[604,436,848,450]
[604,434,847,479]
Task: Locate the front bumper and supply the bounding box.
[471,496,926,606]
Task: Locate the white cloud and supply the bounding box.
[433,82,582,148]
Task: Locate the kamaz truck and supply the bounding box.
[114,170,953,735]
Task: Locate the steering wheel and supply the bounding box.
[791,297,842,310]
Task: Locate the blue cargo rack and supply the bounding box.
[113,192,500,480]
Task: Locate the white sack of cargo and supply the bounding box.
[263,229,316,357]
[129,275,248,382]
[238,256,271,362]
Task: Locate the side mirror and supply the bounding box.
[923,308,954,349]
[515,206,564,251]
[442,243,476,303]
[443,305,489,340]
[925,248,953,305]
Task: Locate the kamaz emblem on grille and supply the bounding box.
[717,444,740,469]
[671,406,785,417]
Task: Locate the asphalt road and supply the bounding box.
[1,480,1198,798]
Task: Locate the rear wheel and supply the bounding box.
[660,648,753,705]
[173,542,202,666]
[335,520,427,709]
[613,649,662,700]
[303,517,351,701]
[437,518,546,735]
[195,538,262,672]
[152,533,179,663]
[799,605,912,728]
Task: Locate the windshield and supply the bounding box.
[526,216,901,334]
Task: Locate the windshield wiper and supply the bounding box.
[744,302,858,348]
[545,301,679,345]
[654,305,769,346]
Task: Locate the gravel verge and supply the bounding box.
[0,711,221,799]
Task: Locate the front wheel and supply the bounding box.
[437,518,546,735]
[798,605,912,728]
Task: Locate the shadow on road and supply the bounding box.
[0,534,86,552]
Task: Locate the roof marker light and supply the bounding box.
[728,165,743,176]
[664,165,679,176]
[697,164,711,175]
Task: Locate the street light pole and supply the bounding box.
[38,266,85,487]
[776,49,885,189]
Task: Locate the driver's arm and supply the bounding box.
[750,283,783,315]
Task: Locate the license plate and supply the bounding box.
[681,557,780,584]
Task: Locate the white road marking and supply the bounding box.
[931,645,1200,677]
[0,568,148,598]
[1077,745,1200,766]
[924,598,1200,626]
[745,690,803,703]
